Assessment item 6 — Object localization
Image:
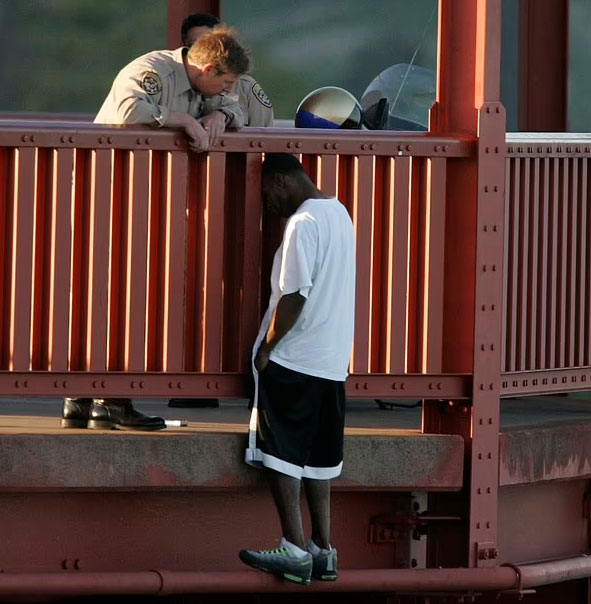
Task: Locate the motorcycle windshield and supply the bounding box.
[361,63,436,131]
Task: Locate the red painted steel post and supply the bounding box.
[167,0,221,49]
[426,0,506,569]
[518,0,569,131]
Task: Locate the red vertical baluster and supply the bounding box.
[49,148,75,371]
[163,151,188,372]
[10,147,36,371]
[388,156,411,374]
[423,157,446,373]
[86,149,112,372]
[201,152,226,372]
[350,155,374,374]
[124,150,150,372]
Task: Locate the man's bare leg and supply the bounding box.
[269,471,306,549]
[303,478,331,548]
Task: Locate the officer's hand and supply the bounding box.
[183,119,209,153]
[198,111,226,147]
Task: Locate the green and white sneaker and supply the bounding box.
[239,538,312,585]
[307,539,338,581]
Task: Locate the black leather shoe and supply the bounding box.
[61,397,93,429]
[88,398,166,431]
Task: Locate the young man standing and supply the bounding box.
[240,154,356,585]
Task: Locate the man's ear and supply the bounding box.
[200,63,217,75]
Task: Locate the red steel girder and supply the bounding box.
[428,0,505,570]
[501,368,591,397]
[0,372,470,400]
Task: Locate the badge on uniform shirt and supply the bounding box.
[141,72,162,95]
[251,83,273,108]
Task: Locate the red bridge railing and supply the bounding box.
[0,121,474,400]
[501,134,591,396]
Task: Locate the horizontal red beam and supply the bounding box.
[501,368,591,397]
[0,122,476,157]
[1,555,591,596]
[0,372,471,400]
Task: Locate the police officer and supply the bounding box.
[181,13,274,127]
[95,26,250,152]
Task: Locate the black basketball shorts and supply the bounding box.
[245,361,346,480]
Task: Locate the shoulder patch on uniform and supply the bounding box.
[251,82,273,108]
[141,72,162,95]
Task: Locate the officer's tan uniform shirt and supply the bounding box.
[95,47,243,127]
[202,75,273,127]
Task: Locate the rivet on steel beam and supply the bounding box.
[494,185,498,192]
[477,488,482,494]
[295,142,302,149]
[99,137,105,144]
[484,186,488,193]
[220,139,227,147]
[442,145,448,151]
[527,147,532,153]
[488,452,492,459]
[493,225,498,232]
[69,137,75,143]
[543,378,548,385]
[398,144,404,151]
[486,487,491,494]
[566,146,572,153]
[370,144,376,151]
[74,559,81,570]
[482,265,487,272]
[496,107,500,114]
[137,138,143,144]
[325,143,331,150]
[508,147,513,153]
[139,381,145,389]
[31,135,37,142]
[557,146,562,153]
[287,142,294,149]
[533,378,538,385]
[406,145,412,152]
[586,147,591,153]
[479,418,483,425]
[517,147,523,153]
[476,523,481,529]
[479,384,484,390]
[537,146,543,153]
[250,141,256,148]
[488,418,493,424]
[434,145,441,152]
[258,142,264,148]
[487,522,491,529]
[61,136,67,143]
[491,304,495,311]
[108,137,113,144]
[478,453,482,459]
[576,147,581,153]
[485,147,489,154]
[361,144,368,151]
[486,107,491,114]
[175,139,182,146]
[333,143,339,150]
[547,146,552,153]
[146,138,152,144]
[22,135,30,142]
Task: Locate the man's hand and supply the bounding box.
[254,343,271,373]
[167,112,209,152]
[197,111,226,147]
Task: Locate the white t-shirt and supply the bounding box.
[253,197,356,381]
